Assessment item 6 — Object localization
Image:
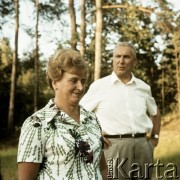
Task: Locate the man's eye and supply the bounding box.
[124,55,130,59]
[115,55,121,58]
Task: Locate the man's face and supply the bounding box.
[113,45,137,79]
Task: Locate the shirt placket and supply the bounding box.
[124,85,136,134]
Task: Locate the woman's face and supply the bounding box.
[52,68,87,106]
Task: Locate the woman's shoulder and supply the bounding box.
[80,105,102,130]
[22,99,58,127]
[80,105,96,117]
[21,108,46,129]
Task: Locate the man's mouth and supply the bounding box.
[118,67,125,70]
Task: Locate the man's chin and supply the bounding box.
[117,71,126,76]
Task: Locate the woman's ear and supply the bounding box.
[52,81,58,91]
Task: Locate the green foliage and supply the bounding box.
[0,38,12,69]
[0,38,13,130]
[0,0,14,29]
[0,40,53,130]
[158,43,177,113]
[39,1,67,20]
[14,51,52,126]
[83,0,178,113]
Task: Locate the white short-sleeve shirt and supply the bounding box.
[80,72,158,135]
[17,99,103,180]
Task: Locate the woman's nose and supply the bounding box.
[77,81,84,90]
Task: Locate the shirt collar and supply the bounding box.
[35,99,60,123]
[35,99,89,125]
[111,71,137,85]
[110,71,119,84]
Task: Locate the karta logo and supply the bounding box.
[107,158,179,179]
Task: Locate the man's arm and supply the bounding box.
[150,108,161,147]
[102,131,112,149]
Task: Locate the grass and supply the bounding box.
[0,132,19,180]
[0,148,18,180]
[153,135,180,179]
[152,114,180,180]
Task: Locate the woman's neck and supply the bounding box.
[54,98,80,123]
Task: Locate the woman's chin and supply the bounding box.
[71,97,82,105]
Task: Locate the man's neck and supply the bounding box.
[118,74,132,84]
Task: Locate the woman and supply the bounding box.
[17,49,108,180]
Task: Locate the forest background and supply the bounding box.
[0,0,180,179]
[0,0,180,134]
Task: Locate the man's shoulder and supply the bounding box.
[134,77,151,90]
[92,75,111,86]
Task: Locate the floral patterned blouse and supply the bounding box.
[17,99,103,180]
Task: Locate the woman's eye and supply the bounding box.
[81,80,86,85]
[71,80,77,83]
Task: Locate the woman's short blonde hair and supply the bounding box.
[47,49,88,89]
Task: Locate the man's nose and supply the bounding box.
[119,56,125,63]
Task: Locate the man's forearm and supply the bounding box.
[150,108,161,147]
[151,108,161,136]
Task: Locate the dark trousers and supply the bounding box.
[104,137,154,180]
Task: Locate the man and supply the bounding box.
[80,42,161,179]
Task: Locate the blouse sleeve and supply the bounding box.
[17,115,45,163]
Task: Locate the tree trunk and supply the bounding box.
[175,50,180,116]
[173,30,180,117]
[161,62,165,115]
[34,0,39,112]
[8,0,19,134]
[94,0,102,80]
[69,0,77,50]
[80,0,85,57]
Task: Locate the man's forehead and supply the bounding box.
[114,46,133,54]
